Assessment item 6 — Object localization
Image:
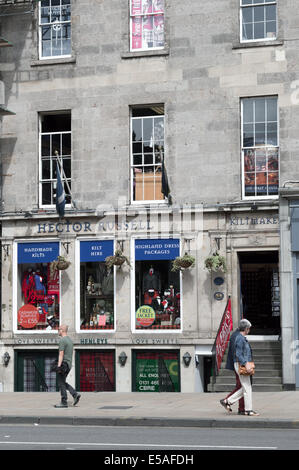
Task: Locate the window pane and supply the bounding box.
[255,122,266,145]
[254,21,265,39]
[144,154,154,165]
[267,122,277,145]
[132,119,142,141]
[243,100,254,123]
[243,22,253,40]
[133,142,142,154]
[41,134,50,156]
[268,149,279,170]
[253,5,264,22]
[266,21,276,37]
[243,124,254,147]
[255,98,265,122]
[242,7,253,23]
[244,150,255,171]
[242,0,253,4]
[63,158,71,179]
[143,119,153,141]
[267,98,277,122]
[266,4,276,20]
[256,149,267,170]
[133,154,142,165]
[42,159,51,179]
[42,182,52,205]
[62,133,71,155]
[52,134,61,155]
[153,0,164,13]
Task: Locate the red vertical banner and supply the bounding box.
[215,298,233,371]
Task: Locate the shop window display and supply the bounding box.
[134,239,181,330]
[17,242,60,331]
[79,240,114,330]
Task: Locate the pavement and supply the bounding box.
[0,391,299,429]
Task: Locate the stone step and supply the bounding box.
[209,383,284,393]
[216,375,282,384]
[219,369,282,377]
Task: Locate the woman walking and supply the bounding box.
[220,319,259,417]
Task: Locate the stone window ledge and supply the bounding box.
[31,56,76,67]
[232,40,284,50]
[121,48,169,59]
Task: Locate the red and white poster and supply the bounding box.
[131,0,164,51]
[215,298,233,371]
[18,304,40,329]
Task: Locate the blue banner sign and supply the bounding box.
[135,239,180,261]
[18,242,59,264]
[80,240,114,262]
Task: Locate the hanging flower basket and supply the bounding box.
[105,249,131,270]
[204,252,227,273]
[171,253,195,272]
[50,256,71,277]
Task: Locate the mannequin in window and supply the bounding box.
[143,267,160,304]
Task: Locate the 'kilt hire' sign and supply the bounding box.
[215,298,233,371]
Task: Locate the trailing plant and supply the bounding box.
[171,253,195,272]
[204,252,227,273]
[105,249,131,270]
[50,255,71,277]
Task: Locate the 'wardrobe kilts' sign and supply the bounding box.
[135,239,180,260]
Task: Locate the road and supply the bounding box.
[0,424,298,451]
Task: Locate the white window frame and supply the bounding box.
[13,239,61,335]
[241,96,279,200]
[240,0,277,43]
[131,237,183,334]
[39,112,72,210]
[130,110,167,205]
[39,0,71,60]
[75,238,116,334]
[130,0,165,52]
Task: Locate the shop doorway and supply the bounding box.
[239,251,280,335]
[132,350,180,392]
[15,350,58,392]
[76,350,115,392]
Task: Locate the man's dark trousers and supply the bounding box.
[56,362,76,405]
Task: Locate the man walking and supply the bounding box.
[55,324,81,408]
[219,320,249,414]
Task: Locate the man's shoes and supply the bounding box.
[73,393,81,406]
[54,403,68,408]
[238,410,246,415]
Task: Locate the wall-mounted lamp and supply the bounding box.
[118,351,128,367]
[3,352,10,367]
[182,352,192,367]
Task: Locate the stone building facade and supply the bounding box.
[0,0,298,392]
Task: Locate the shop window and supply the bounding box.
[131,106,165,203]
[40,112,71,209]
[130,0,164,51]
[133,350,180,392]
[77,351,115,392]
[134,239,181,330]
[15,351,58,392]
[17,242,60,331]
[240,0,277,42]
[39,0,71,59]
[79,241,115,330]
[242,96,279,198]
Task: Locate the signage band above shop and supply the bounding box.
[135,239,180,260]
[18,242,59,264]
[80,240,114,262]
